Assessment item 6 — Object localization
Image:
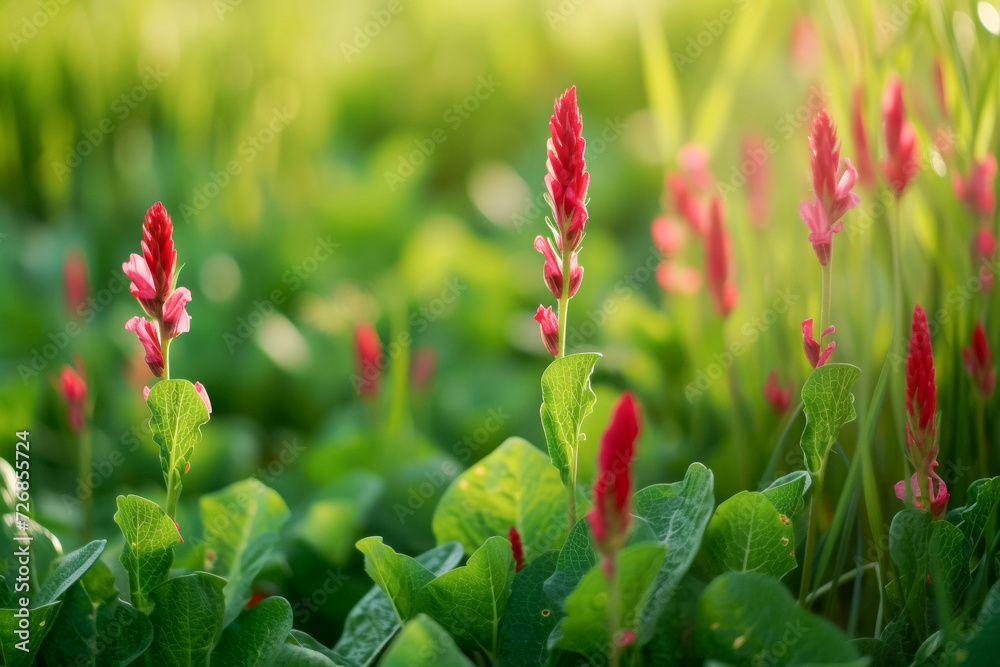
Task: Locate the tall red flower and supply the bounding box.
[953,155,997,220]
[763,370,793,414]
[545,86,589,251]
[587,393,641,559]
[508,526,525,572]
[354,321,382,398]
[880,77,920,197]
[63,248,90,318]
[798,110,860,265]
[850,85,878,189]
[963,321,996,399]
[59,361,87,435]
[704,198,737,318]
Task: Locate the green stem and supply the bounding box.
[79,427,92,541]
[166,474,179,521]
[799,460,827,607]
[556,246,571,359]
[977,399,988,479]
[606,558,621,667]
[807,561,877,605]
[567,473,577,531]
[819,252,833,351]
[160,334,172,381]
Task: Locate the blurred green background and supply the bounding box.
[1,0,998,643]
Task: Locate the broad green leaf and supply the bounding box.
[146,379,211,505]
[539,353,601,488]
[274,640,344,666]
[35,539,105,606]
[357,537,435,623]
[333,541,463,667]
[551,543,666,659]
[212,596,294,666]
[415,536,516,656]
[889,509,971,637]
[114,495,181,611]
[633,462,716,642]
[40,559,152,667]
[955,477,1000,553]
[799,364,861,475]
[541,517,598,625]
[287,631,349,665]
[433,437,575,562]
[496,550,559,666]
[200,478,290,625]
[0,601,62,667]
[696,572,863,666]
[702,491,797,578]
[641,574,704,665]
[379,613,473,667]
[145,572,226,667]
[762,470,812,517]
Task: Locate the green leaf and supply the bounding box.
[379,613,473,667]
[762,471,812,517]
[539,353,601,488]
[632,462,716,642]
[35,539,106,606]
[799,364,861,475]
[40,559,153,667]
[0,601,62,667]
[146,379,211,503]
[696,572,863,666]
[433,437,575,562]
[333,541,463,667]
[357,537,435,623]
[145,572,226,667]
[889,509,971,637]
[702,491,797,579]
[551,543,666,659]
[930,579,1000,666]
[200,478,290,626]
[212,596,294,666]
[415,536,516,656]
[496,550,559,666]
[287,631,349,665]
[955,477,1000,553]
[274,640,345,666]
[114,495,181,611]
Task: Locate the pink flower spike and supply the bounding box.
[587,393,641,558]
[545,86,589,251]
[354,321,382,398]
[963,322,995,399]
[880,77,920,197]
[125,316,164,377]
[705,198,737,318]
[161,287,192,339]
[141,202,177,301]
[953,155,997,219]
[508,526,525,572]
[801,318,836,368]
[533,305,559,357]
[123,253,158,303]
[194,381,212,414]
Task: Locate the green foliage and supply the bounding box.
[799,364,862,476]
[433,437,575,562]
[0,601,62,667]
[496,550,559,666]
[146,379,211,507]
[145,572,227,666]
[702,491,797,579]
[114,495,181,612]
[762,471,812,517]
[539,353,601,490]
[213,596,295,667]
[379,614,474,667]
[951,477,1000,553]
[356,536,436,623]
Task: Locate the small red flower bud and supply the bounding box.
[63,249,90,318]
[587,393,641,558]
[508,526,525,572]
[801,318,836,368]
[762,370,793,415]
[963,321,995,398]
[533,306,559,357]
[354,321,382,398]
[125,316,164,377]
[161,287,192,340]
[59,361,87,435]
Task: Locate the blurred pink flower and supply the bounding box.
[972,227,997,291]
[705,198,737,318]
[880,77,920,197]
[650,216,686,256]
[354,321,382,398]
[763,370,793,414]
[743,132,772,226]
[953,155,997,219]
[963,321,995,399]
[656,262,701,295]
[59,361,87,434]
[801,318,835,368]
[63,249,90,318]
[788,15,821,78]
[411,345,437,392]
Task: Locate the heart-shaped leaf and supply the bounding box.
[146,379,211,506]
[799,364,861,475]
[415,536,516,656]
[114,495,181,611]
[380,614,473,667]
[200,478,290,625]
[702,491,797,578]
[761,470,812,517]
[212,596,294,666]
[145,572,227,667]
[540,353,601,488]
[433,437,577,563]
[356,537,435,623]
[496,550,559,666]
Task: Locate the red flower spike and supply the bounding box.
[953,155,997,219]
[545,86,589,251]
[906,304,937,444]
[963,322,996,398]
[880,78,920,197]
[161,287,192,339]
[705,198,737,318]
[59,362,87,435]
[508,526,525,572]
[533,305,559,357]
[850,86,878,189]
[587,393,641,557]
[534,235,582,299]
[354,321,382,398]
[141,202,177,301]
[763,370,793,415]
[125,316,164,377]
[802,318,836,368]
[63,249,90,318]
